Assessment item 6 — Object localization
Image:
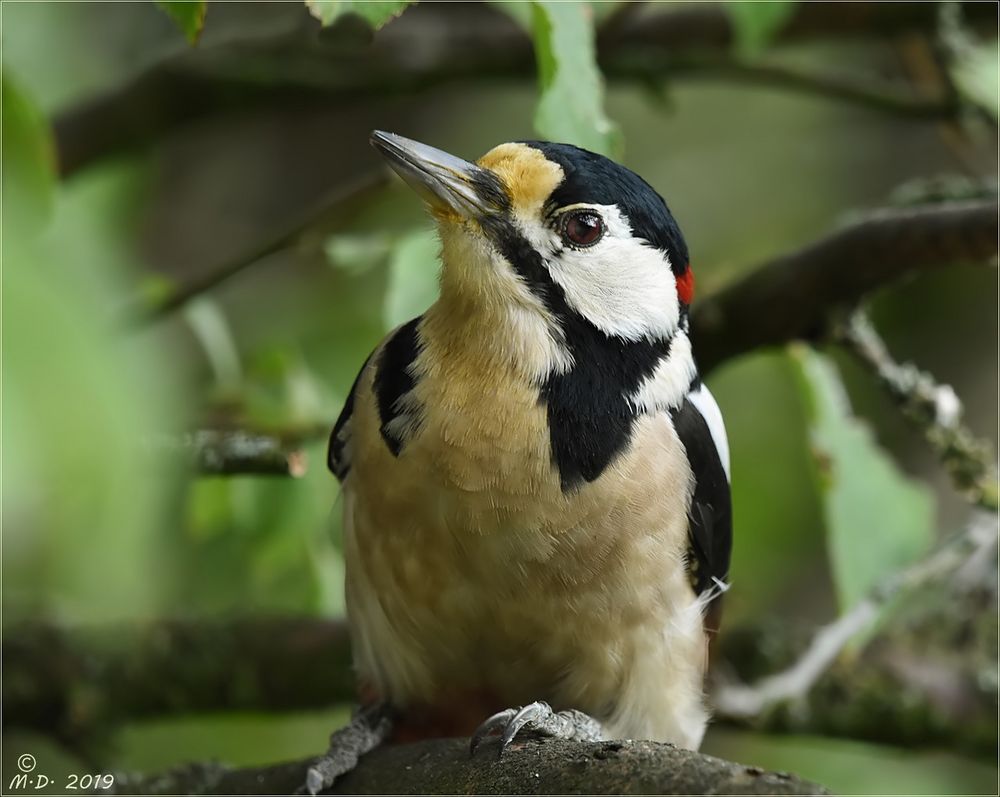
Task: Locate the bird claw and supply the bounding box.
[469,701,603,760]
[469,708,518,757]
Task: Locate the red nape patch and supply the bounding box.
[676,264,695,305]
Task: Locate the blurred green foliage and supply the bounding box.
[2,74,55,234]
[381,228,442,329]
[155,0,207,44]
[2,1,997,793]
[949,37,1000,120]
[305,0,412,29]
[3,73,189,623]
[724,1,797,57]
[529,0,621,156]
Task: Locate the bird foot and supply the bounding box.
[302,703,393,795]
[469,700,604,759]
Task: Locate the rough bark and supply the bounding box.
[111,737,830,795]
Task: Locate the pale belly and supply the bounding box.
[342,412,710,748]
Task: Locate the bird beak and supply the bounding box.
[369,131,507,221]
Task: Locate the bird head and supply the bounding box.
[370,131,694,383]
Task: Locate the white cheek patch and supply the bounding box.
[513,205,681,342]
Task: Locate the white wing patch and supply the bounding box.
[686,383,730,482]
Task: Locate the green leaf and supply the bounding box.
[306,0,412,29]
[725,1,796,57]
[791,346,934,612]
[324,232,393,275]
[156,0,207,45]
[531,1,620,156]
[183,298,243,391]
[1,71,55,236]
[949,37,999,121]
[383,228,440,330]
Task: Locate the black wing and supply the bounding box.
[328,317,424,482]
[670,387,732,611]
[327,356,370,482]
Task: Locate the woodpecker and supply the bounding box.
[308,132,732,792]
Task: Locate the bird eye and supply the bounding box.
[561,211,604,248]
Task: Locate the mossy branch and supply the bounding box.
[834,310,999,511]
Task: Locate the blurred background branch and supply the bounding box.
[3,618,354,759]
[692,198,999,372]
[145,429,311,477]
[8,518,996,763]
[128,173,387,324]
[52,2,993,179]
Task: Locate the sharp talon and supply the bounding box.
[472,701,602,763]
[470,708,516,757]
[498,701,550,759]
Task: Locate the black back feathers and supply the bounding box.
[670,397,732,601]
[327,317,424,480]
[373,317,423,456]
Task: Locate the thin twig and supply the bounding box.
[606,51,959,119]
[124,172,387,326]
[144,429,310,477]
[836,310,999,511]
[597,1,997,50]
[713,512,999,719]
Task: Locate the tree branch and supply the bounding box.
[2,618,355,755]
[835,311,999,511]
[143,430,311,476]
[606,51,959,120]
[53,2,977,178]
[690,198,999,373]
[712,512,999,757]
[110,737,829,795]
[596,1,998,50]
